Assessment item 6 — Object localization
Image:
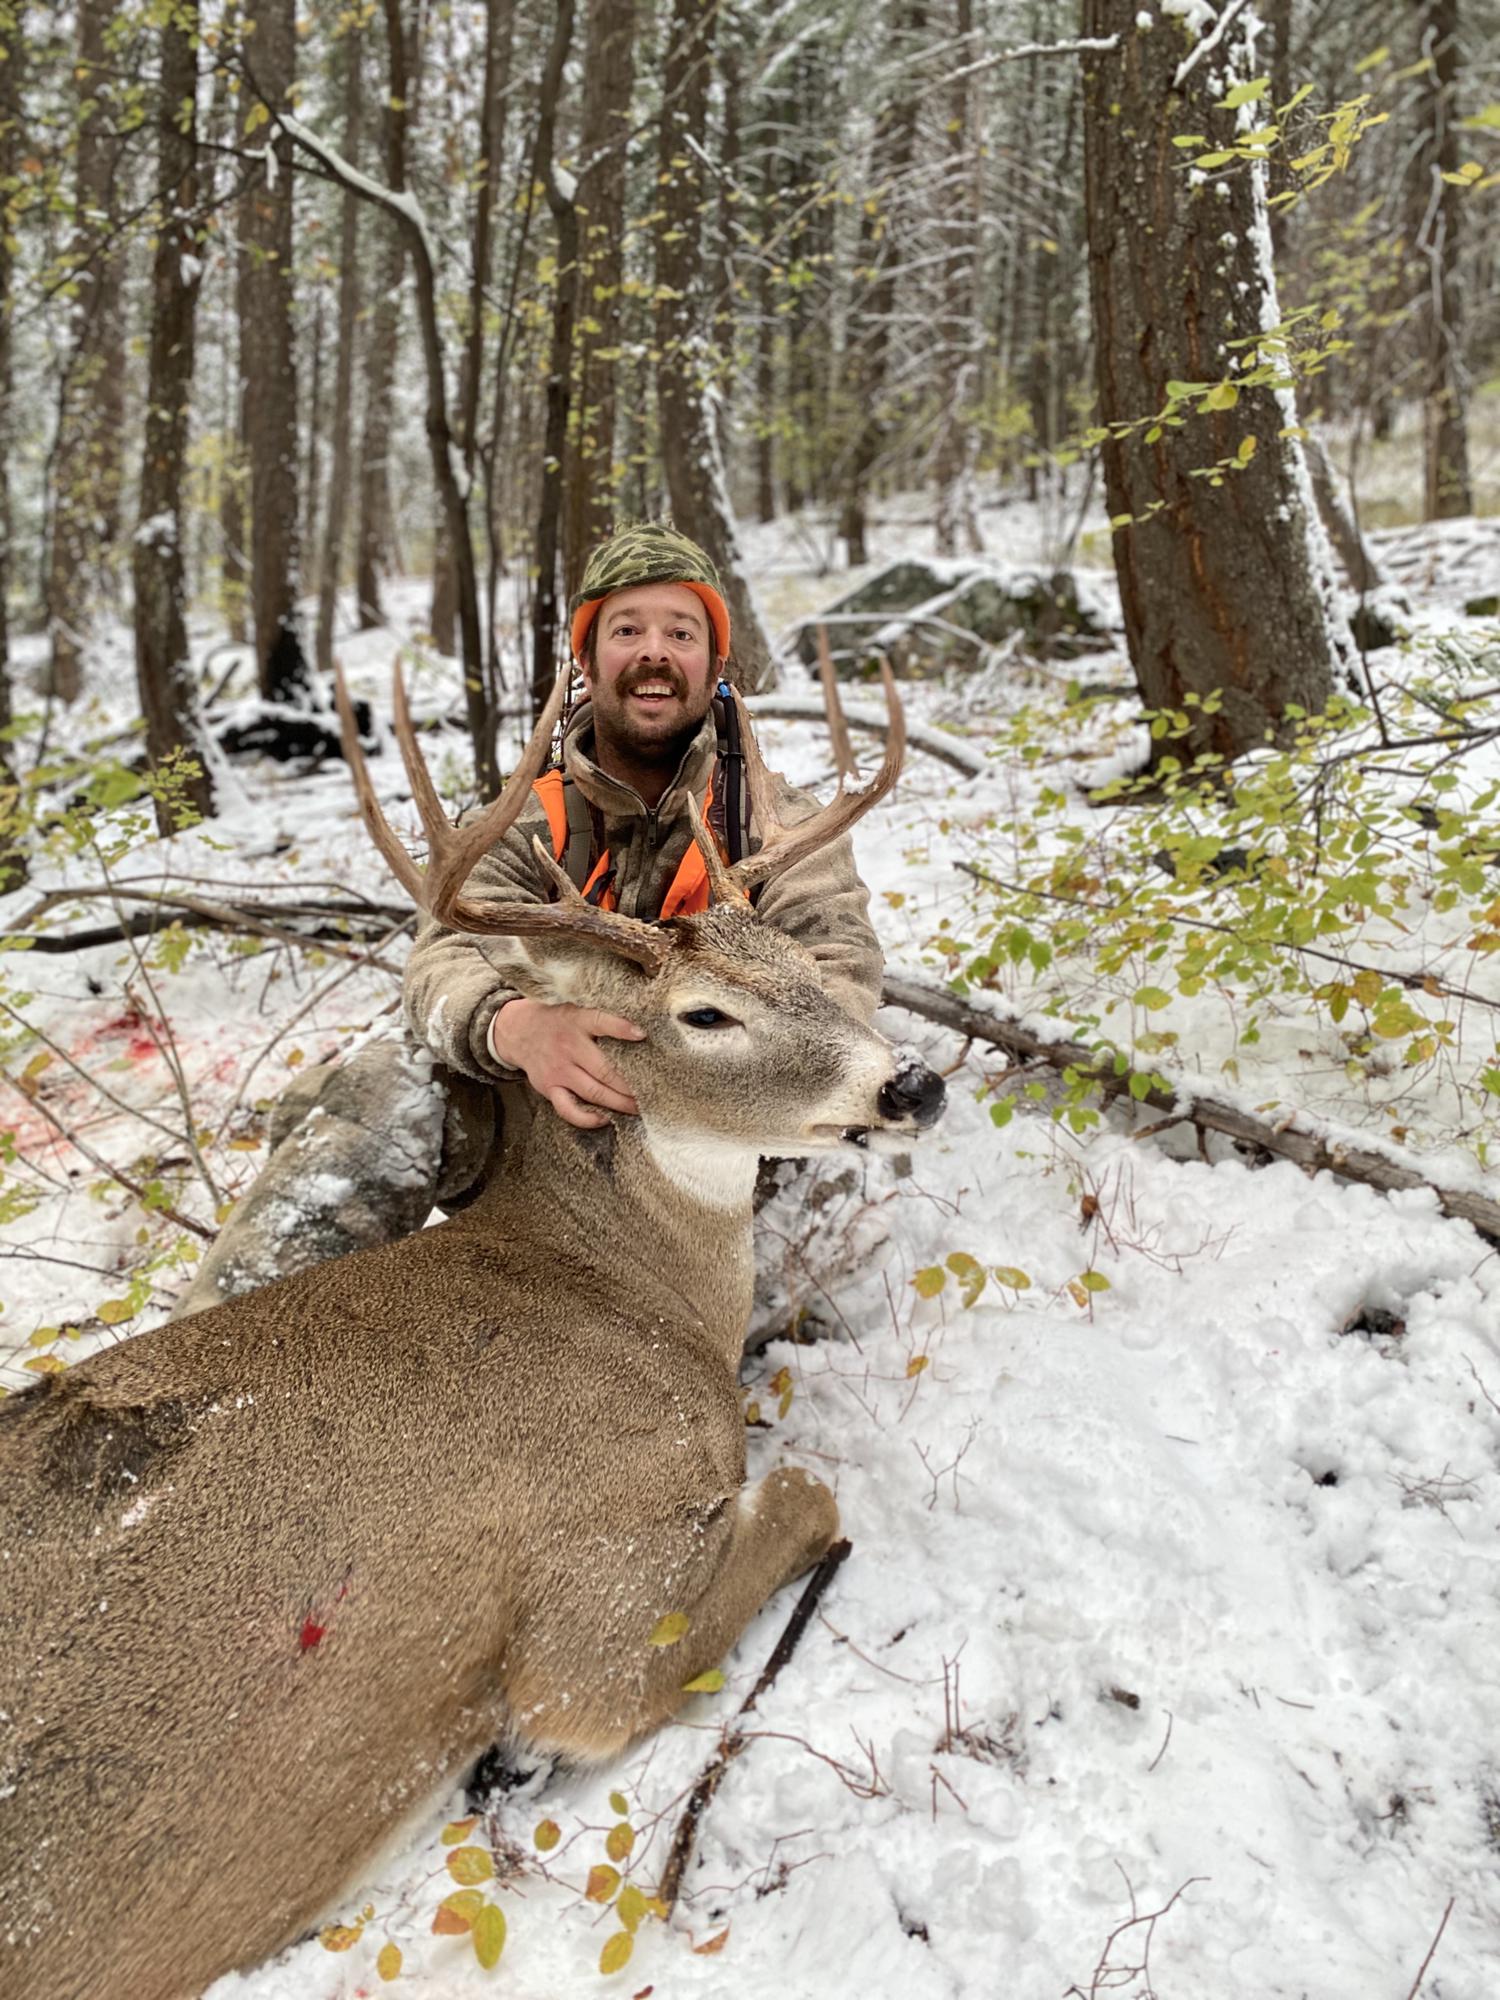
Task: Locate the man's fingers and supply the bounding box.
[579,1008,647,1043]
[563,1062,637,1114]
[551,1086,610,1130]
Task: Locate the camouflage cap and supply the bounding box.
[569,523,732,663]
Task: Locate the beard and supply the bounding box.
[589,663,715,766]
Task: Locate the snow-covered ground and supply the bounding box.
[4,518,1500,1998]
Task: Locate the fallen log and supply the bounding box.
[880,970,1500,1241]
[745,694,989,778]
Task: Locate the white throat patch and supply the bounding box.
[640,1123,763,1209]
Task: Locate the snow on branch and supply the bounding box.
[1170,0,1249,88]
[277,111,440,278]
[927,34,1120,98]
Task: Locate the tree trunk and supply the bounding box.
[316,21,365,678]
[1081,2,1346,765]
[355,0,421,630]
[0,7,28,889]
[133,5,215,831]
[45,0,127,704]
[654,0,775,691]
[836,2,926,566]
[563,0,635,596]
[530,0,579,719]
[932,0,983,558]
[241,0,310,701]
[1416,0,1472,520]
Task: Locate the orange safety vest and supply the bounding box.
[531,769,723,920]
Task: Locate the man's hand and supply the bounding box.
[489,998,645,1129]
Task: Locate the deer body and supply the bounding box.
[0,673,942,2000]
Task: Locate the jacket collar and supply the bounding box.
[560,698,717,822]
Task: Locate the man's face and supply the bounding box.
[584,583,719,760]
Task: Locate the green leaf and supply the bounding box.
[599,1931,634,1976]
[1133,987,1172,1011]
[1220,75,1270,109]
[911,1265,947,1299]
[534,1819,561,1852]
[1202,381,1239,411]
[446,1847,494,1887]
[1078,1270,1111,1294]
[471,1902,507,1970]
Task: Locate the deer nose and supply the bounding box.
[877,1058,946,1129]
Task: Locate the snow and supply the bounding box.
[4,532,1500,1997]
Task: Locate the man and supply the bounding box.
[174,525,883,1318]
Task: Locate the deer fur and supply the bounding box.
[0,673,944,2000]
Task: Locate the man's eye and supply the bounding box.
[678,1007,737,1030]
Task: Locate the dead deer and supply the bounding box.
[0,665,944,2000]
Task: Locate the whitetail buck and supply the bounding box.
[0,666,944,2000]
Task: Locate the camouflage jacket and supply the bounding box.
[403,702,885,1083]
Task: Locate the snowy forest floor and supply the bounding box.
[4,500,1500,1999]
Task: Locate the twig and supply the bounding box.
[1147,1710,1174,1774]
[1403,1896,1455,2000]
[1,1075,214,1240]
[881,970,1500,1241]
[657,1538,852,1912]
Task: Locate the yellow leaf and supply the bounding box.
[21,1050,52,1082]
[906,1354,930,1378]
[1067,1280,1089,1309]
[599,1931,634,1975]
[604,1821,635,1862]
[226,1137,262,1152]
[376,1941,402,1980]
[471,1901,506,1970]
[682,1668,725,1693]
[27,1324,57,1348]
[911,1265,947,1299]
[534,1818,561,1852]
[445,1846,494,1886]
[608,1790,629,1816]
[441,1816,479,1845]
[23,1355,66,1376]
[244,100,269,133]
[585,1864,620,1904]
[644,1896,670,1921]
[432,1888,484,1934]
[649,1612,689,1647]
[96,1299,136,1325]
[319,1922,364,1951]
[693,1925,731,1954]
[616,1884,648,1933]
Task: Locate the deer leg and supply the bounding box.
[511,1468,839,1762]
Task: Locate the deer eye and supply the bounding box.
[678,1006,737,1030]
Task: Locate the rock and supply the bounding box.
[795,559,1113,676]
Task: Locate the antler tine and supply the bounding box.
[403,665,572,927]
[436,828,670,972]
[334,663,428,905]
[685,789,749,907]
[726,661,906,893]
[816,625,860,784]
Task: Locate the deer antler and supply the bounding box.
[724,661,905,894]
[334,661,671,972]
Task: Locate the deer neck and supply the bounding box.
[461,1102,758,1366]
